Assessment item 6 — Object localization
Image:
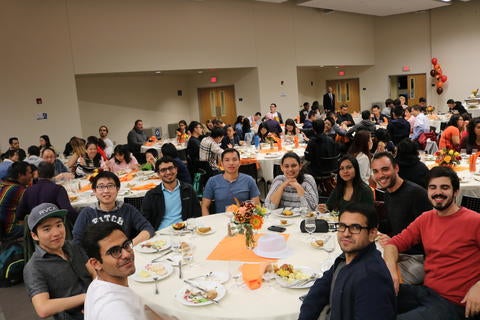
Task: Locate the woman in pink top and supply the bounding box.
[439,114,463,150]
[104,144,139,173]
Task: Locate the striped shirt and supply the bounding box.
[265,174,318,210]
[0,180,25,237]
[199,136,223,170]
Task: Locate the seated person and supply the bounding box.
[256,124,271,143]
[142,157,201,230]
[25,145,43,167]
[23,203,92,320]
[199,127,224,172]
[0,149,19,180]
[41,147,72,181]
[202,148,260,215]
[176,120,188,136]
[72,171,154,246]
[319,155,373,213]
[336,104,355,127]
[347,131,373,185]
[265,152,318,211]
[140,148,158,171]
[2,137,26,161]
[160,143,192,184]
[16,161,78,225]
[302,110,317,130]
[371,104,389,125]
[439,114,463,150]
[387,105,410,145]
[263,113,282,136]
[75,141,104,177]
[460,117,480,154]
[220,125,241,149]
[347,110,376,138]
[395,139,429,188]
[304,120,339,177]
[299,203,395,320]
[103,145,139,174]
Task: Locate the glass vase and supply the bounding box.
[244,224,256,250]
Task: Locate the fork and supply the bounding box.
[286,273,319,288]
[153,277,159,295]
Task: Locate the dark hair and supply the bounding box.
[7,161,30,180]
[161,143,179,158]
[419,97,426,103]
[188,121,201,133]
[393,105,404,118]
[427,166,460,192]
[41,147,57,158]
[234,116,244,126]
[40,135,51,148]
[145,148,158,158]
[372,151,397,166]
[155,156,177,172]
[340,104,348,109]
[255,112,262,117]
[270,103,277,108]
[8,137,18,145]
[447,114,463,128]
[85,140,98,151]
[447,99,455,105]
[5,149,18,159]
[92,171,121,189]
[340,202,378,229]
[99,125,109,133]
[361,110,371,120]
[333,155,364,207]
[412,105,422,112]
[134,119,142,127]
[393,99,402,107]
[113,145,132,164]
[308,110,317,119]
[38,161,55,179]
[28,145,40,156]
[374,128,391,143]
[312,119,325,135]
[178,120,187,127]
[284,119,297,134]
[281,152,305,184]
[81,222,124,262]
[466,117,480,151]
[221,148,240,161]
[348,130,371,160]
[210,127,225,139]
[242,118,251,134]
[324,117,335,127]
[385,99,394,106]
[311,101,320,109]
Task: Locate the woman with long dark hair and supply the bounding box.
[265,152,318,210]
[221,125,241,149]
[242,117,254,144]
[76,141,104,177]
[39,135,52,152]
[439,114,464,150]
[319,155,373,212]
[347,130,373,185]
[234,115,245,139]
[284,118,300,136]
[104,144,139,173]
[461,117,480,154]
[161,143,192,183]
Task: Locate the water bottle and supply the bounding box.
[254,135,260,149]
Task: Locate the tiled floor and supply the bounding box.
[0,283,47,320]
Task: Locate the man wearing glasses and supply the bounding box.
[82,222,165,320]
[142,157,201,230]
[23,203,92,320]
[72,171,154,246]
[299,202,395,320]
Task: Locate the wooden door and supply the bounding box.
[407,74,426,106]
[326,78,360,112]
[198,86,237,125]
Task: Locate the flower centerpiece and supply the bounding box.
[426,105,435,114]
[265,133,278,146]
[226,200,266,249]
[435,148,461,167]
[176,132,189,144]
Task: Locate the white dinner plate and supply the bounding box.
[131,262,173,283]
[175,281,226,306]
[273,208,301,218]
[264,153,281,159]
[195,226,216,235]
[275,266,318,289]
[135,238,171,253]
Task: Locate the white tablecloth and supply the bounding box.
[130,213,339,320]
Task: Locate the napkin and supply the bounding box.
[241,263,266,290]
[79,184,92,192]
[130,183,157,191]
[119,173,135,182]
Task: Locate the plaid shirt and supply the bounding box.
[199,136,223,170]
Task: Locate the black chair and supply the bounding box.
[239,163,266,197]
[273,164,282,179]
[461,196,480,213]
[124,196,145,211]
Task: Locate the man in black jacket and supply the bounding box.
[142,157,201,230]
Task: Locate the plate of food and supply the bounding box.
[274,208,301,218]
[176,281,226,306]
[171,221,187,231]
[274,264,318,289]
[135,238,171,253]
[277,219,293,227]
[131,262,173,283]
[264,152,282,159]
[195,226,215,235]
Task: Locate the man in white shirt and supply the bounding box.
[82,222,166,320]
[98,125,114,158]
[410,105,430,140]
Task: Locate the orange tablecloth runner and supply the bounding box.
[206,234,289,262]
[119,173,136,182]
[130,182,157,191]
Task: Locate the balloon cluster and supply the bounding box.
[430,58,447,95]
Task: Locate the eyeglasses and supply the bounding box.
[337,223,369,234]
[159,166,176,173]
[95,184,117,191]
[105,239,133,259]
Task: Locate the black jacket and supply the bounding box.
[141,181,201,229]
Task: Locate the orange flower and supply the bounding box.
[226,204,239,213]
[250,215,263,230]
[444,155,451,163]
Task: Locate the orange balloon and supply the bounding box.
[437,81,444,88]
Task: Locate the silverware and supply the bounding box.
[286,273,319,288]
[186,272,213,281]
[178,261,183,279]
[151,249,173,263]
[183,280,219,304]
[153,277,159,295]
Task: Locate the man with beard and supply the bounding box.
[384,166,480,320]
[371,152,431,284]
[82,222,164,320]
[299,203,395,320]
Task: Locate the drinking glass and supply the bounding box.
[228,261,244,289]
[304,217,316,240]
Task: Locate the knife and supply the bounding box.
[151,249,173,263]
[178,261,183,279]
[183,280,219,304]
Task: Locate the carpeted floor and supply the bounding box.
[0,283,49,320]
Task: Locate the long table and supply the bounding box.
[129,213,339,320]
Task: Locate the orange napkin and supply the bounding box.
[241,263,266,290]
[79,184,92,192]
[119,173,135,182]
[130,183,157,191]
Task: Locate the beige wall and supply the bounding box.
[2,0,480,151]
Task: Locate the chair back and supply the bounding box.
[124,197,144,211]
[461,196,480,213]
[239,163,258,181]
[273,164,282,179]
